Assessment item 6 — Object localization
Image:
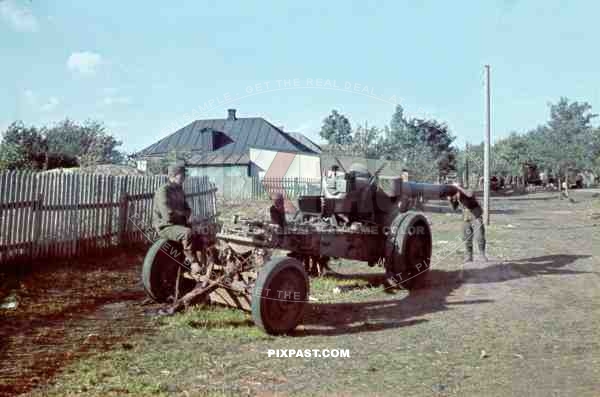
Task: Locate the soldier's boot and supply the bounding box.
[463,221,474,263]
[478,242,488,262]
[463,241,474,263]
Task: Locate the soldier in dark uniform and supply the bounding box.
[153,164,202,275]
[448,184,487,262]
[269,192,286,228]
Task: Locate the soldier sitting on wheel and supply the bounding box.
[448,184,487,263]
[153,164,202,276]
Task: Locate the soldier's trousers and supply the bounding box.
[158,225,198,263]
[463,217,486,258]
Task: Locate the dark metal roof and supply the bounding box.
[136,117,318,161]
[285,132,322,154]
[187,150,250,166]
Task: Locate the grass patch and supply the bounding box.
[310,275,378,302]
[158,305,270,340]
[34,306,276,396]
[17,192,600,396]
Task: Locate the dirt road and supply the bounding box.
[1,190,598,396]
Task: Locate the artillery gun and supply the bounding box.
[290,162,458,277]
[141,163,458,335]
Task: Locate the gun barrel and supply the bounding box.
[401,182,458,200]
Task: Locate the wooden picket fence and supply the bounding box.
[0,171,217,266]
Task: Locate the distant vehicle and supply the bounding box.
[490,176,499,191]
[542,169,583,189]
[477,176,500,191]
[566,168,584,189]
[522,162,542,185]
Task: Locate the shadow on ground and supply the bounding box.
[422,204,521,215]
[503,195,560,201]
[297,254,592,336]
[0,247,151,396]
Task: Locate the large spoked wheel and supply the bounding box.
[142,238,196,303]
[386,212,432,290]
[251,257,309,335]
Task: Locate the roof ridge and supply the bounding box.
[136,116,318,158]
[262,120,316,154]
[136,122,193,156]
[287,131,322,152]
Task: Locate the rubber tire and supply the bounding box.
[385,211,432,290]
[142,238,196,303]
[251,257,309,335]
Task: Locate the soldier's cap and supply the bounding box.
[167,163,186,177]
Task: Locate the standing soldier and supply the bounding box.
[448,184,487,262]
[268,192,286,228]
[153,163,202,275]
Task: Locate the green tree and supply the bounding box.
[589,127,600,175]
[0,142,28,170]
[46,119,123,167]
[381,105,457,179]
[0,119,124,170]
[319,110,353,145]
[526,98,597,176]
[349,124,383,158]
[492,132,534,175]
[0,121,47,170]
[384,105,419,155]
[407,118,457,175]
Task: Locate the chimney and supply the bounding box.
[227,108,237,120]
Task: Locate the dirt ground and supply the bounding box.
[1,190,598,396]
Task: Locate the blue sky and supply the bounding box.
[1,0,599,153]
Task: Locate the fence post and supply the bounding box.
[294,177,299,198]
[32,192,43,260]
[558,177,562,200]
[118,192,129,246]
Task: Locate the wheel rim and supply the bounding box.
[156,252,178,294]
[143,240,195,302]
[261,267,307,331]
[404,220,431,275]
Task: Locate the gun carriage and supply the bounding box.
[142,163,458,334]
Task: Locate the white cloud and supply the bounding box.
[67,51,103,76]
[23,89,36,105]
[102,96,132,106]
[41,96,60,112]
[0,0,39,32]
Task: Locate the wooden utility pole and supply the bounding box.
[484,65,491,225]
[465,142,470,189]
